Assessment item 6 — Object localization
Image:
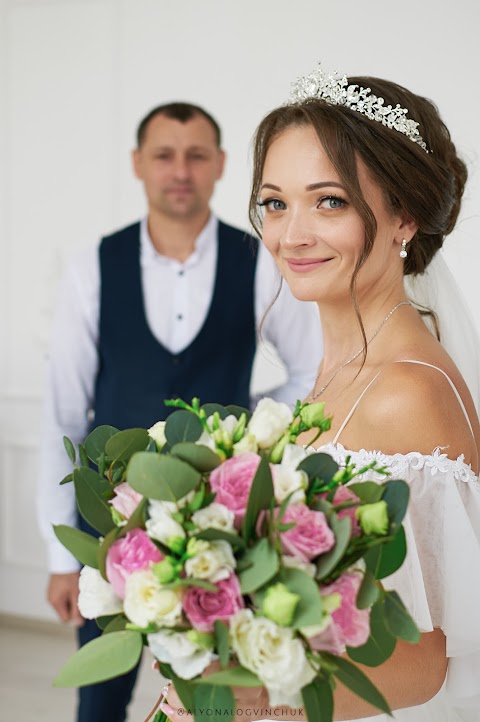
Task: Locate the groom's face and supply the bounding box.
[133,113,225,221]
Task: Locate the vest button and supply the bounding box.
[172,356,182,365]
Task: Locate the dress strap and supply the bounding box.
[333,359,475,445]
[397,359,475,439]
[332,372,381,444]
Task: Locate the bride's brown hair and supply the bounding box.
[249,76,467,346]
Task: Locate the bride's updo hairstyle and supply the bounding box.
[249,76,467,279]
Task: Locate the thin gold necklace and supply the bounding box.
[308,301,411,402]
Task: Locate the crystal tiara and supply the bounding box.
[289,64,429,153]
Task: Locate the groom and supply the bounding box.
[38,101,322,722]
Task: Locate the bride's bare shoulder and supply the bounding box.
[355,359,479,465]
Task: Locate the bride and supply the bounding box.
[162,67,480,721]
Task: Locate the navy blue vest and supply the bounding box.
[92,220,258,429]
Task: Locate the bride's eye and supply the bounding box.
[257,198,287,212]
[318,196,347,210]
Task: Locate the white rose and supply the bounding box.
[147,629,216,680]
[123,569,182,627]
[229,609,316,708]
[78,566,123,619]
[184,539,236,582]
[148,421,167,450]
[191,503,235,533]
[281,555,317,578]
[247,398,293,449]
[146,500,186,546]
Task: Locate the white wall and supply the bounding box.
[0,0,479,620]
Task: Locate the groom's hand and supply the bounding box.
[47,572,83,626]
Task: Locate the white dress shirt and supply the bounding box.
[37,215,323,572]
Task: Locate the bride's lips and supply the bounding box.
[285,257,334,272]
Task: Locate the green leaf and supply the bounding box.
[102,614,129,634]
[105,428,149,462]
[193,684,234,722]
[225,404,252,422]
[98,526,122,580]
[364,526,407,580]
[78,443,90,468]
[197,666,262,687]
[123,497,147,532]
[74,467,116,535]
[255,568,324,629]
[298,452,339,483]
[84,425,119,463]
[238,538,279,594]
[60,473,74,485]
[127,452,201,501]
[347,599,396,666]
[195,528,245,550]
[214,620,230,668]
[302,676,334,722]
[158,663,195,711]
[53,630,143,687]
[384,591,420,643]
[201,403,230,420]
[315,514,352,581]
[382,479,410,529]
[171,442,221,472]
[242,456,274,543]
[324,653,391,714]
[347,481,383,504]
[63,436,76,464]
[356,569,380,609]
[165,410,203,445]
[53,525,100,569]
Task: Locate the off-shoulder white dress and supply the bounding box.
[263,361,480,722]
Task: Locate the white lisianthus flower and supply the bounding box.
[148,421,167,450]
[123,569,182,627]
[248,398,293,449]
[271,443,309,503]
[281,555,317,578]
[191,503,235,533]
[184,539,236,582]
[147,629,216,679]
[78,566,123,619]
[229,609,316,708]
[146,500,186,548]
[233,433,258,455]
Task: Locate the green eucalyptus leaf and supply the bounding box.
[239,538,279,594]
[158,663,195,711]
[53,631,143,687]
[98,525,122,580]
[78,443,90,468]
[60,473,74,485]
[165,410,203,445]
[102,614,129,634]
[201,403,230,420]
[225,404,252,422]
[356,569,380,609]
[123,497,147,532]
[347,481,384,504]
[242,456,274,543]
[324,653,391,714]
[382,479,410,529]
[127,452,201,501]
[195,528,245,550]
[347,599,396,666]
[193,684,235,722]
[302,676,334,722]
[74,467,115,535]
[84,425,119,463]
[298,452,339,483]
[384,591,420,643]
[315,514,351,581]
[214,620,230,668]
[105,428,150,462]
[63,436,76,464]
[53,525,100,569]
[171,442,221,472]
[364,526,407,580]
[197,666,262,687]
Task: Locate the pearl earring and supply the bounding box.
[399,239,408,258]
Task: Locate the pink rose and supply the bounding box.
[309,573,370,654]
[109,482,143,520]
[330,485,362,537]
[183,574,244,631]
[210,452,260,526]
[106,529,163,599]
[280,503,335,561]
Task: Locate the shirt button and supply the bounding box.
[178,270,185,276]
[177,314,183,321]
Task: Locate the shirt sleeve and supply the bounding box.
[36,245,100,573]
[253,244,323,407]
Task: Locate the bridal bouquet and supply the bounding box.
[53,397,418,722]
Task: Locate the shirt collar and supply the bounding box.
[140,214,218,268]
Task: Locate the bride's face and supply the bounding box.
[259,124,406,305]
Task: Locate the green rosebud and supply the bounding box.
[232,413,247,443]
[269,433,290,464]
[262,582,300,627]
[186,537,210,558]
[152,558,180,584]
[356,500,389,535]
[186,630,215,650]
[299,402,326,429]
[167,535,188,555]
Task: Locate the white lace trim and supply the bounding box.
[310,442,479,484]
